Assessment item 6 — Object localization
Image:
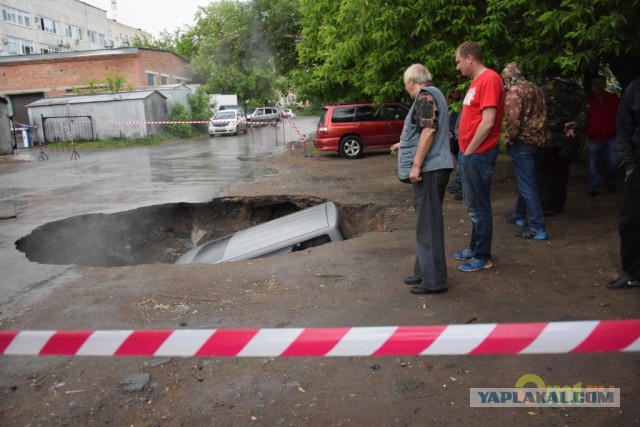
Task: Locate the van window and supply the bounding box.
[332,107,356,123]
[355,105,378,122]
[382,104,409,120]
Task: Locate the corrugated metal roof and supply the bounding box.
[0,48,141,64]
[26,90,166,107]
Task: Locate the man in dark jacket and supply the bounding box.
[536,69,588,215]
[608,77,640,290]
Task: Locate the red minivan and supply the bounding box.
[315,102,409,159]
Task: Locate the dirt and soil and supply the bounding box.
[1,144,639,426]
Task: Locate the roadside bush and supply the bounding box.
[164,102,197,138]
[188,88,211,134]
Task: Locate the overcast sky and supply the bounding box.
[84,0,210,37]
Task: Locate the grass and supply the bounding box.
[72,133,190,149]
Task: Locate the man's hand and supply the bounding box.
[390,143,400,156]
[410,164,422,183]
[564,121,576,137]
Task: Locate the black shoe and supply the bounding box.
[454,192,463,200]
[607,273,640,290]
[404,276,422,285]
[410,286,448,295]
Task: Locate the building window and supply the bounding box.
[35,16,60,34]
[7,36,34,55]
[77,29,84,41]
[176,79,182,84]
[88,31,97,43]
[2,6,30,27]
[161,75,169,85]
[147,73,156,86]
[64,24,81,39]
[98,33,105,47]
[40,44,61,54]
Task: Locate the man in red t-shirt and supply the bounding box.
[452,41,505,272]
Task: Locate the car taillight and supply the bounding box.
[318,127,328,132]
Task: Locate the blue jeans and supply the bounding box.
[509,141,545,230]
[454,151,463,190]
[587,138,617,191]
[460,145,498,261]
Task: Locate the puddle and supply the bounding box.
[15,196,389,267]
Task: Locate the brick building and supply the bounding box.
[0,47,192,125]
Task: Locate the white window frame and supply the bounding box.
[2,6,30,27]
[35,16,60,34]
[147,72,157,86]
[98,33,105,47]
[40,43,61,54]
[7,36,34,55]
[88,31,97,44]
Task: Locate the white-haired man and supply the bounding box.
[391,63,453,294]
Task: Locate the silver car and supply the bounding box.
[209,110,248,136]
[175,202,343,264]
[245,106,281,123]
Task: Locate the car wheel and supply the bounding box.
[339,136,364,159]
[234,125,239,135]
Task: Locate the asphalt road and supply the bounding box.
[0,117,319,319]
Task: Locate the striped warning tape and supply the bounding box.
[288,118,306,142]
[59,118,283,125]
[1,320,638,357]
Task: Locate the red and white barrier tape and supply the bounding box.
[288,119,306,143]
[1,320,638,357]
[59,119,278,125]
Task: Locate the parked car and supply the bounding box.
[281,108,296,119]
[209,110,247,136]
[246,107,281,123]
[315,102,409,159]
[175,202,343,264]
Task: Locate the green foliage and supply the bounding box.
[187,87,211,133]
[164,102,198,138]
[187,0,305,106]
[85,78,101,95]
[104,73,127,93]
[76,135,169,149]
[294,0,640,104]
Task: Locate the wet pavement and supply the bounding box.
[0,117,318,318]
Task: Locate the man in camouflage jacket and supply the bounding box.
[501,62,548,240]
[535,70,588,214]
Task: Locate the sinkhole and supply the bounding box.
[16,196,390,267]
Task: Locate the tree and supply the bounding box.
[294,0,640,104]
[250,0,302,76]
[189,0,278,106]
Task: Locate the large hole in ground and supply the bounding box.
[16,196,391,267]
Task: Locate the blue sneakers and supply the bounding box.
[458,258,494,272]
[453,249,474,261]
[515,218,527,227]
[515,228,548,240]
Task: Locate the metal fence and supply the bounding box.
[41,115,94,144]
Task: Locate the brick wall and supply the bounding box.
[0,49,193,97]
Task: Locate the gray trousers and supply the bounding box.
[412,169,452,290]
